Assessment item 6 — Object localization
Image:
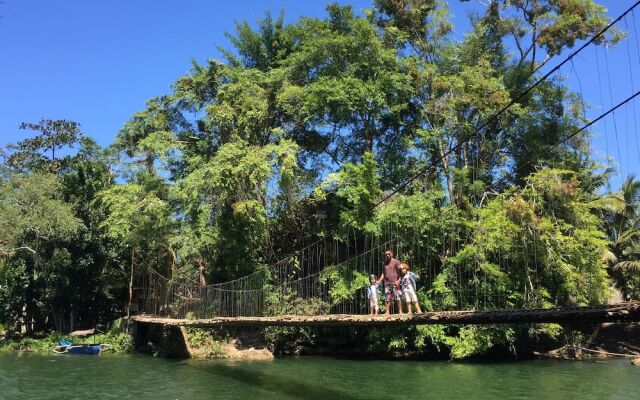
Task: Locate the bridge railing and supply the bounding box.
[137,221,540,320]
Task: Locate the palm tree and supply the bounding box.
[600,175,640,298]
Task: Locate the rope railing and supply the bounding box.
[139,218,520,318]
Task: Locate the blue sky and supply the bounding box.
[0,1,638,188]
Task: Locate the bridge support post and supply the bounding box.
[133,320,190,358]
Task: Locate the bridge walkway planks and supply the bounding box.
[132,301,640,327]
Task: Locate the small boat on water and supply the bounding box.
[54,339,102,355]
[53,328,104,355]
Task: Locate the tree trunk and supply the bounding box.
[21,304,29,335]
[438,139,456,205]
[198,260,207,286]
[69,309,75,333]
[127,247,136,333]
[51,310,61,332]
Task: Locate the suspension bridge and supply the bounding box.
[132,1,640,329]
[132,216,640,327]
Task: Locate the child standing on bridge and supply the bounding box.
[400,263,422,314]
[367,274,381,315]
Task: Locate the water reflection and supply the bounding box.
[1,353,638,400]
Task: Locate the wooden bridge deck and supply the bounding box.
[132,301,640,327]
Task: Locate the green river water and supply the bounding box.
[1,352,639,399]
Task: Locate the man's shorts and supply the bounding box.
[384,284,402,302]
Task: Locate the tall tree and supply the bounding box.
[279,4,414,167]
[0,173,81,332]
[6,119,82,173]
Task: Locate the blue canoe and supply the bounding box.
[56,339,102,355]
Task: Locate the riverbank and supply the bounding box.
[134,323,273,360]
[536,322,640,361]
[135,321,640,362]
[4,321,640,362]
[0,321,134,354]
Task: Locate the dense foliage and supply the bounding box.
[1,0,638,358]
